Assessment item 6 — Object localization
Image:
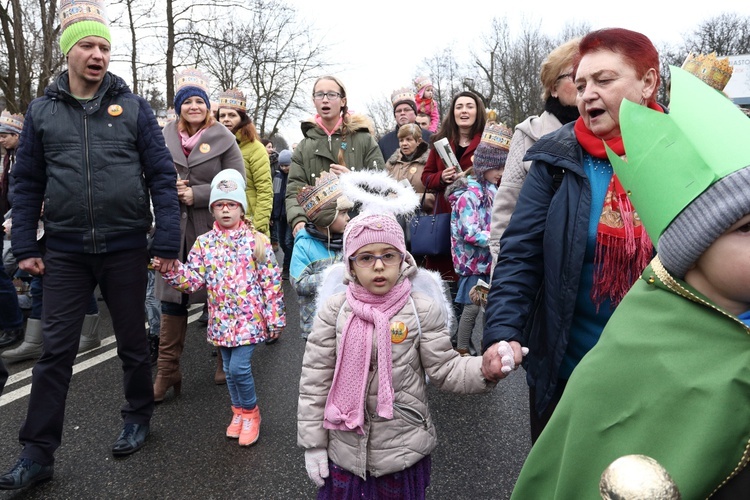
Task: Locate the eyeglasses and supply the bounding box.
[394,106,415,114]
[349,252,405,268]
[313,91,342,101]
[555,73,573,83]
[212,201,241,210]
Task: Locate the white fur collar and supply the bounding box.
[315,262,455,332]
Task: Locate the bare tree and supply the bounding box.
[682,12,750,56]
[195,0,330,138]
[365,95,396,140]
[0,0,62,113]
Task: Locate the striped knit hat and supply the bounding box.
[59,0,111,55]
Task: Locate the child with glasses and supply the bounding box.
[154,169,285,447]
[298,186,497,497]
[285,75,384,240]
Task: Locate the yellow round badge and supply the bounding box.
[409,166,417,174]
[107,104,123,116]
[390,321,408,344]
[199,143,211,154]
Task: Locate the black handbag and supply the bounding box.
[408,192,451,256]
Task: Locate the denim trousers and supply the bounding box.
[19,247,152,465]
[220,344,257,410]
[0,255,23,330]
[144,269,160,337]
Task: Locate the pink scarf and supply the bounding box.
[323,278,412,434]
[179,127,207,158]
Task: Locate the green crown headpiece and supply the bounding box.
[606,65,750,245]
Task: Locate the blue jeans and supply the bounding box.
[144,269,160,337]
[0,255,23,330]
[220,344,257,410]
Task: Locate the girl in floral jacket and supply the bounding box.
[156,169,285,447]
[447,123,511,355]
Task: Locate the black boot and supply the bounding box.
[0,328,23,349]
[148,335,159,366]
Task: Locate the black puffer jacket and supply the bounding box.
[11,71,180,260]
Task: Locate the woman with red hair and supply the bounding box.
[482,28,662,440]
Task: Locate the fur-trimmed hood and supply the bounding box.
[316,259,455,332]
[300,112,376,138]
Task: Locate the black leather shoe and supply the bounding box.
[0,458,54,490]
[0,328,23,349]
[111,423,150,458]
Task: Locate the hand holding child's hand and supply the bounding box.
[497,340,529,374]
[305,448,329,487]
[481,340,528,382]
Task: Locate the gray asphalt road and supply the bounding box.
[0,281,531,499]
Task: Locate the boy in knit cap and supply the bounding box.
[290,172,353,339]
[0,0,180,490]
[509,66,750,499]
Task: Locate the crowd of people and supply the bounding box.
[0,1,748,498]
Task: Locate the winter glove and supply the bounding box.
[305,447,329,487]
[498,340,529,374]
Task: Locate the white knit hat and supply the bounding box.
[209,170,247,212]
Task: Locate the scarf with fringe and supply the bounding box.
[573,110,658,309]
[323,278,411,434]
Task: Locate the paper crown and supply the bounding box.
[391,87,415,107]
[175,68,209,94]
[681,52,733,92]
[218,88,246,112]
[414,76,433,92]
[606,65,750,242]
[481,122,513,151]
[296,172,351,224]
[0,110,24,134]
[60,0,108,31]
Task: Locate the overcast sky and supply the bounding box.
[273,0,750,141]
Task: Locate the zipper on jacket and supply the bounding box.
[83,113,96,247]
[393,402,428,429]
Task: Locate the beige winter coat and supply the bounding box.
[297,262,491,479]
[489,111,563,266]
[156,120,245,304]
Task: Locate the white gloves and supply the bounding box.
[305,448,329,487]
[498,340,529,374]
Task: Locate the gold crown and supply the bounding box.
[218,88,246,112]
[175,68,209,94]
[481,122,513,151]
[391,87,415,106]
[60,0,107,30]
[0,110,24,132]
[681,52,733,91]
[296,172,345,221]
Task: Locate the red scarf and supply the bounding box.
[573,105,660,309]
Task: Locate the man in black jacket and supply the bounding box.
[0,1,181,490]
[377,88,432,160]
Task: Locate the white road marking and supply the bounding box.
[0,306,204,407]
